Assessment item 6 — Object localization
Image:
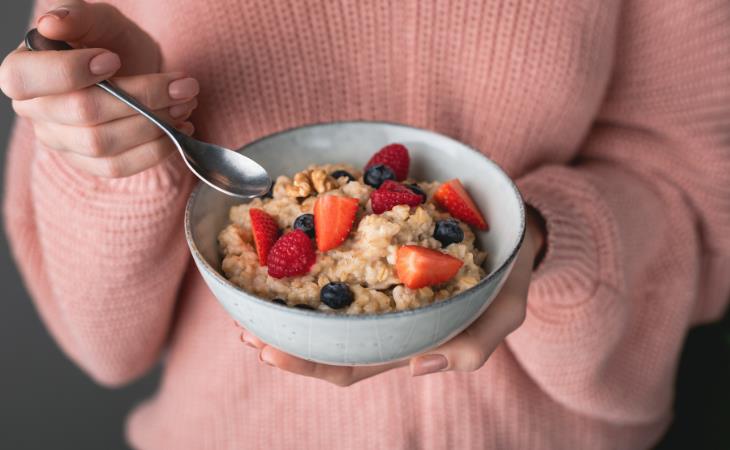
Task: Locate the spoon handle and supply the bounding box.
[94,80,182,141]
[24,28,185,146]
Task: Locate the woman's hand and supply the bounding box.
[238,207,547,386]
[0,1,199,178]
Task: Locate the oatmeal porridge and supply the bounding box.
[218,143,489,314]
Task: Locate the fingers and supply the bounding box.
[36,1,161,74]
[38,1,131,45]
[2,0,168,100]
[259,345,406,387]
[240,329,266,349]
[239,329,405,386]
[410,242,536,376]
[57,123,193,178]
[13,73,199,125]
[410,294,523,375]
[412,297,523,374]
[33,98,196,157]
[0,46,120,100]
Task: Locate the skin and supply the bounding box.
[0,0,200,178]
[239,209,546,385]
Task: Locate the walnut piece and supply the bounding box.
[284,169,337,198]
[285,171,313,198]
[310,169,338,193]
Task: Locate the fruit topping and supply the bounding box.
[363,164,397,188]
[330,170,355,182]
[433,219,464,247]
[249,208,280,265]
[370,180,423,214]
[395,245,463,289]
[293,213,315,238]
[405,183,427,203]
[314,195,360,252]
[365,143,410,181]
[267,230,317,278]
[433,179,488,230]
[320,282,355,309]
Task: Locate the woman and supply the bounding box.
[2,0,728,448]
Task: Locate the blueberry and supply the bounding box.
[272,298,287,305]
[331,170,355,182]
[293,214,315,238]
[294,304,315,310]
[262,182,274,199]
[434,219,464,247]
[364,164,396,188]
[406,183,427,203]
[320,282,354,309]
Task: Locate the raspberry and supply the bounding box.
[370,180,423,214]
[364,143,410,181]
[267,230,316,278]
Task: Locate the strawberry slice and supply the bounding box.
[365,143,410,181]
[249,208,280,265]
[370,180,423,214]
[433,179,488,230]
[314,195,360,252]
[395,246,463,289]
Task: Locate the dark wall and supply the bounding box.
[0,4,159,450]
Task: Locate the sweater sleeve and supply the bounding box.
[3,114,194,386]
[506,0,730,423]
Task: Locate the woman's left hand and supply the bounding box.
[239,208,545,386]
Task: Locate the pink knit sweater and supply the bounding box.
[4,1,730,448]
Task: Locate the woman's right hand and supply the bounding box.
[0,0,199,178]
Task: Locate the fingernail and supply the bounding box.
[168,77,199,100]
[240,333,257,349]
[169,102,194,119]
[411,354,448,377]
[240,332,259,348]
[177,122,195,136]
[38,7,70,23]
[89,52,121,75]
[259,349,275,367]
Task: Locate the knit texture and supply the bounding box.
[4,0,730,448]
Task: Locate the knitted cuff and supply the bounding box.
[516,165,620,311]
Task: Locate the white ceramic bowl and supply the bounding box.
[185,121,525,366]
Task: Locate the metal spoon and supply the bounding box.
[25,28,271,198]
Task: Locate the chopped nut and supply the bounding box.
[285,171,313,198]
[284,169,338,198]
[272,176,292,199]
[310,169,338,193]
[300,196,316,213]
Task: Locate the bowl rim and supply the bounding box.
[184,120,526,320]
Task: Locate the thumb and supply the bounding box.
[36,0,161,75]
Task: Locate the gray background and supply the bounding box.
[1,2,728,450]
[0,3,158,450]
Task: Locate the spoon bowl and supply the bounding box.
[24,28,271,198]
